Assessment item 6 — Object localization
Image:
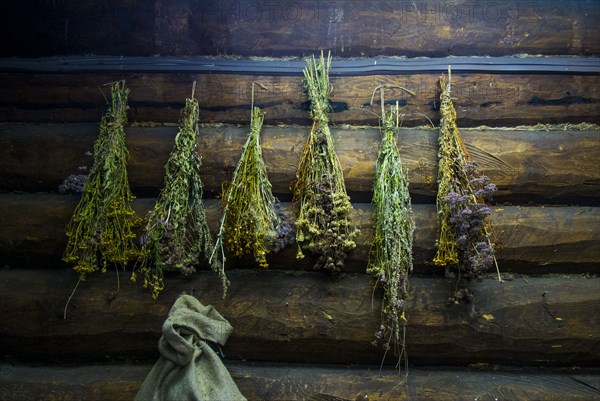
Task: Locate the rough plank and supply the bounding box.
[155,0,600,58]
[0,72,598,126]
[1,362,599,401]
[0,194,598,272]
[0,268,599,366]
[1,0,598,57]
[1,124,599,204]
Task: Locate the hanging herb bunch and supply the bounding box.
[211,105,294,273]
[434,69,500,303]
[293,51,359,272]
[63,80,141,282]
[134,86,225,299]
[367,101,414,375]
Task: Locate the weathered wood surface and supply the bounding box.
[0,268,598,366]
[4,56,599,75]
[0,194,598,272]
[1,124,599,204]
[1,0,598,57]
[1,363,599,401]
[1,72,598,126]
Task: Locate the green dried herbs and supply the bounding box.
[134,93,224,299]
[293,51,359,272]
[367,104,414,374]
[434,72,500,303]
[63,81,141,278]
[211,107,294,273]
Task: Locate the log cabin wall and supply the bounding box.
[0,1,599,400]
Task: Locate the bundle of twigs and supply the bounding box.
[434,69,500,303]
[293,51,359,272]
[63,81,140,316]
[211,106,294,273]
[135,86,224,299]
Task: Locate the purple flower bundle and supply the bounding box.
[434,73,500,303]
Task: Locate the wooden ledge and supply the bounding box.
[1,268,598,366]
[1,362,599,401]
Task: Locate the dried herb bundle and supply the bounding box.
[434,72,499,303]
[211,107,294,272]
[368,104,414,374]
[293,51,359,272]
[134,94,224,299]
[63,81,140,278]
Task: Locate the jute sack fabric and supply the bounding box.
[135,294,246,401]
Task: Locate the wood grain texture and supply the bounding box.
[0,194,598,272]
[1,362,599,401]
[0,72,598,126]
[1,124,599,204]
[0,268,598,366]
[1,0,598,57]
[154,0,600,58]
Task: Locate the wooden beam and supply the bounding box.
[1,362,599,401]
[1,268,599,366]
[0,72,598,126]
[1,124,599,204]
[1,0,598,58]
[3,56,600,75]
[0,194,598,272]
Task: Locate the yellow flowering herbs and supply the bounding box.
[293,51,359,272]
[212,107,294,274]
[63,81,140,279]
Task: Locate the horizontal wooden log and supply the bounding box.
[4,56,600,75]
[2,124,599,204]
[1,268,599,366]
[0,72,598,126]
[1,362,599,401]
[0,194,598,273]
[1,0,598,57]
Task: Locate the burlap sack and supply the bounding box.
[134,295,246,401]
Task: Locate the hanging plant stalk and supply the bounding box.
[134,89,224,299]
[63,80,140,279]
[434,69,500,303]
[367,102,414,375]
[211,106,294,273]
[293,51,359,272]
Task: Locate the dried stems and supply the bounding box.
[368,101,414,377]
[63,81,140,278]
[434,69,500,303]
[134,89,224,299]
[211,106,294,274]
[293,51,359,272]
